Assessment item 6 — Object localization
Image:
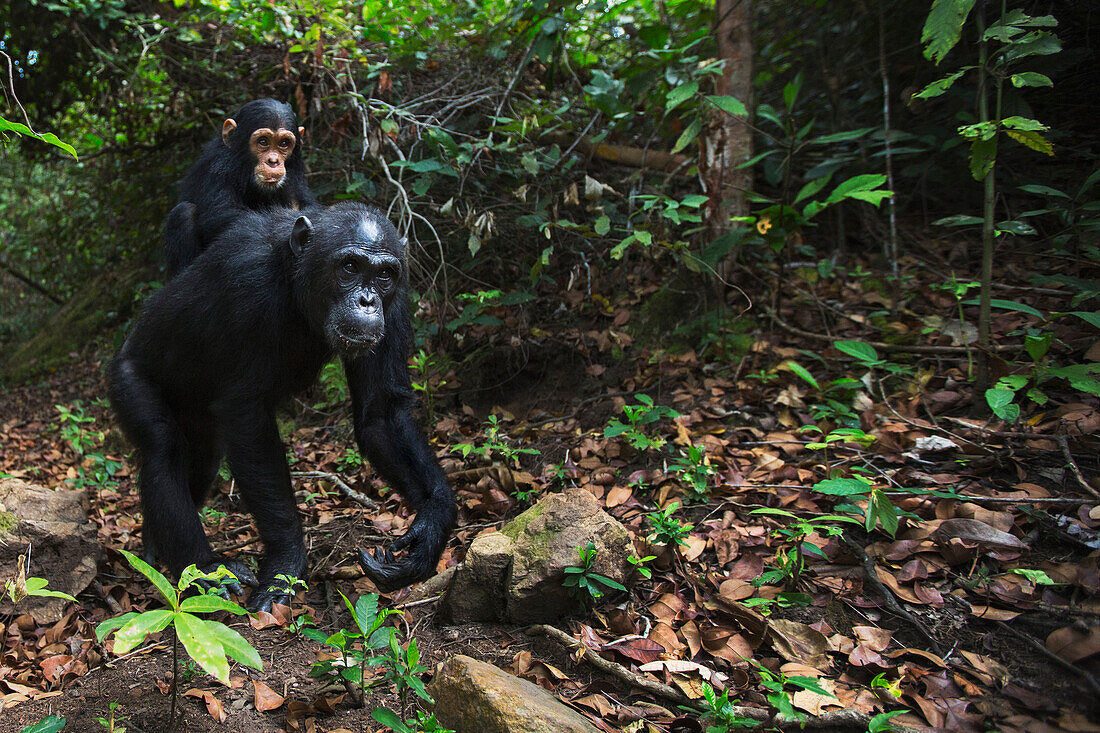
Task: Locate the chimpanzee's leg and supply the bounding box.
[108,357,217,575]
[218,403,307,613]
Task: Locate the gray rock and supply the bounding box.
[0,478,100,620]
[502,488,633,624]
[429,655,599,733]
[442,531,514,623]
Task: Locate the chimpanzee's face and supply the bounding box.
[291,209,407,357]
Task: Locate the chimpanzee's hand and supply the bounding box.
[357,519,441,592]
[196,557,258,599]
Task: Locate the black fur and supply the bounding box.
[163,98,316,278]
[110,203,455,612]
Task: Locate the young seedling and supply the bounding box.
[304,591,400,707]
[603,394,680,452]
[749,507,860,589]
[372,707,454,733]
[697,681,757,731]
[670,444,717,501]
[5,554,78,606]
[96,549,262,724]
[645,501,694,548]
[563,542,627,601]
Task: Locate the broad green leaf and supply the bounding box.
[594,215,610,236]
[960,298,1042,317]
[96,612,140,643]
[203,617,263,672]
[112,609,174,655]
[921,0,977,63]
[175,612,231,684]
[179,594,248,615]
[371,708,410,732]
[834,340,880,364]
[590,574,628,592]
[670,117,702,154]
[814,478,872,496]
[810,128,875,144]
[1002,116,1049,132]
[783,360,819,389]
[0,117,77,158]
[932,214,984,227]
[792,174,832,206]
[749,507,798,519]
[1005,128,1053,156]
[868,489,899,537]
[824,174,888,205]
[19,716,67,733]
[119,549,177,608]
[665,81,699,111]
[1018,184,1068,198]
[705,94,747,116]
[969,137,997,181]
[1069,311,1100,329]
[1010,72,1053,88]
[848,189,893,207]
[914,68,971,98]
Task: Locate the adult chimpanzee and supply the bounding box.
[110,203,454,612]
[163,98,316,278]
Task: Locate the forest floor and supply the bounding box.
[2,244,1100,733]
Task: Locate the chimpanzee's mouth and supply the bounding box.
[331,327,380,353]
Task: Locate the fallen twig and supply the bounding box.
[842,535,943,656]
[1055,435,1100,500]
[292,471,380,510]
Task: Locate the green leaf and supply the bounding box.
[119,549,178,608]
[705,95,747,116]
[1069,311,1100,329]
[1010,72,1053,88]
[0,117,78,159]
[932,214,984,227]
[670,118,702,155]
[179,594,248,615]
[960,298,1042,317]
[1009,568,1056,585]
[175,612,230,684]
[666,81,699,111]
[914,68,971,98]
[19,716,67,733]
[792,175,832,206]
[1018,184,1068,198]
[594,215,610,236]
[824,174,888,205]
[834,340,880,364]
[813,478,872,497]
[782,360,819,390]
[969,137,997,181]
[203,617,263,672]
[96,612,140,643]
[112,609,174,655]
[921,0,977,63]
[371,707,411,733]
[1005,129,1053,156]
[868,489,899,537]
[809,128,875,144]
[589,574,628,592]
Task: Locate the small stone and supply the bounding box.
[429,655,599,733]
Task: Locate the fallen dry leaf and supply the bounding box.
[254,679,285,712]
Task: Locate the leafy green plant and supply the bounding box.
[96,701,128,732]
[336,448,364,473]
[304,591,400,706]
[409,348,449,423]
[5,554,78,605]
[750,507,860,588]
[1017,170,1100,249]
[54,402,122,491]
[453,414,539,467]
[867,710,911,733]
[372,707,454,733]
[377,626,432,715]
[603,394,680,451]
[627,553,657,580]
[446,290,533,334]
[698,681,757,731]
[752,660,835,723]
[670,444,717,501]
[96,550,262,723]
[918,3,1062,386]
[563,542,628,601]
[274,573,308,598]
[645,501,694,548]
[313,360,350,409]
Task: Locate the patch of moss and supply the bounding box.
[0,509,17,534]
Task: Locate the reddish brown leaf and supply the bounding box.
[254,680,285,712]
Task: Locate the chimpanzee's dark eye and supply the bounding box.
[342,259,357,274]
[257,136,270,147]
[279,139,291,149]
[377,268,394,282]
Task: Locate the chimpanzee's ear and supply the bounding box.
[298,126,305,141]
[290,216,313,257]
[221,118,238,146]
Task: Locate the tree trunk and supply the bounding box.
[703,0,754,282]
